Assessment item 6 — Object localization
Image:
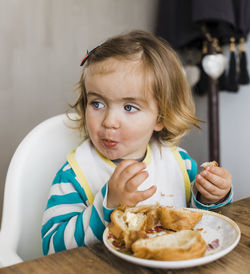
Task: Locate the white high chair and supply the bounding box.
[0,113,82,267]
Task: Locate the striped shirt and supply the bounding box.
[41,146,232,255]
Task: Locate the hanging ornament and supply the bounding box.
[202,53,226,80]
[182,49,201,89]
[184,65,201,88]
[195,40,209,96]
[212,38,228,91]
[218,67,228,91]
[238,37,250,85]
[226,37,238,92]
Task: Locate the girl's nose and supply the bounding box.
[102,110,120,129]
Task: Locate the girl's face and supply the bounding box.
[85,58,163,160]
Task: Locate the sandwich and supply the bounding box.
[131,229,207,260]
[159,206,203,231]
[201,161,218,168]
[109,204,159,249]
[108,205,205,260]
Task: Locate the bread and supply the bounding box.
[131,230,207,261]
[201,161,218,168]
[109,205,159,249]
[159,206,203,231]
[108,205,205,260]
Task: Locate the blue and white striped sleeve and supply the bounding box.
[41,162,114,255]
[177,148,233,210]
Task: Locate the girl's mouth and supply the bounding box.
[103,139,118,148]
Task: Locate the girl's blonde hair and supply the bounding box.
[70,30,200,145]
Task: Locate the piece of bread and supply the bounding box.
[201,161,218,168]
[109,205,159,249]
[159,206,203,231]
[131,230,207,261]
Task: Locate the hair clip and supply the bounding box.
[80,45,100,67]
[80,50,89,66]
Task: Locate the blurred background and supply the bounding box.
[1,0,250,224]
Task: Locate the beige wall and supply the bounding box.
[0,0,158,222]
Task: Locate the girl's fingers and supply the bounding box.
[125,171,149,192]
[134,185,157,204]
[195,178,222,201]
[110,160,145,187]
[195,183,220,203]
[199,170,229,190]
[113,159,138,175]
[118,161,147,183]
[204,166,232,181]
[196,175,225,198]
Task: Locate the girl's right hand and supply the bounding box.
[107,159,156,208]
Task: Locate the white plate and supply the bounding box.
[103,208,241,269]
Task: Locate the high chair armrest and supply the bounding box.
[0,233,23,267]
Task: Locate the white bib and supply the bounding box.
[67,139,190,207]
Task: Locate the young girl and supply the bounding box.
[41,30,232,255]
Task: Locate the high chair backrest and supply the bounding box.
[0,114,82,262]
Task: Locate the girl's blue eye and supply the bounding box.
[91,101,105,109]
[124,105,138,112]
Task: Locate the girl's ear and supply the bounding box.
[154,120,164,132]
[154,114,164,132]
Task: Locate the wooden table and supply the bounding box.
[0,198,249,274]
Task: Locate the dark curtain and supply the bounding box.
[155,0,250,50]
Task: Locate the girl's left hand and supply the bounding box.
[195,165,232,204]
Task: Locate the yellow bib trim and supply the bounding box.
[169,145,191,205]
[96,150,117,169]
[67,149,94,205]
[143,145,151,166]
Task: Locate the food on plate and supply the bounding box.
[207,239,220,251]
[200,161,218,168]
[109,204,159,249]
[131,230,207,260]
[108,204,206,260]
[159,206,203,231]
